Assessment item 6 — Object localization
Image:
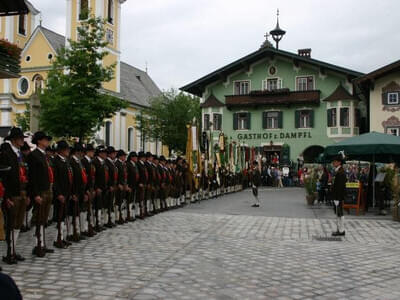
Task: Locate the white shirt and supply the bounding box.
[7,141,20,156]
[84,155,91,163]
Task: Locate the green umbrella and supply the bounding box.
[324,132,400,163]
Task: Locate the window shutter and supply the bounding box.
[307,76,314,90]
[309,110,314,128]
[340,108,345,126]
[327,109,332,127]
[262,112,267,129]
[382,93,388,105]
[278,79,283,89]
[233,113,238,130]
[247,112,251,130]
[218,114,222,130]
[262,80,267,90]
[295,111,300,128]
[278,111,283,128]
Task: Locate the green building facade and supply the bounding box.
[182,45,366,165]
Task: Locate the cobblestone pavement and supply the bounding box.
[2,189,400,299]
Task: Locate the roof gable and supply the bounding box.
[200,94,224,108]
[355,59,400,84]
[181,47,364,97]
[323,84,359,102]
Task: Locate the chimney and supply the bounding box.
[298,48,311,58]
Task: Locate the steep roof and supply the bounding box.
[323,84,359,102]
[119,62,161,107]
[40,27,65,53]
[200,94,224,108]
[181,46,364,97]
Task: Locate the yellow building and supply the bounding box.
[355,60,400,137]
[0,0,166,155]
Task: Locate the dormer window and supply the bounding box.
[79,0,89,20]
[107,0,114,24]
[387,92,399,105]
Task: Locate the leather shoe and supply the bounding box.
[44,247,54,253]
[2,255,17,265]
[14,253,25,261]
[32,246,46,257]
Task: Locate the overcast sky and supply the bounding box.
[30,0,400,91]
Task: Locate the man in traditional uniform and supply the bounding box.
[20,142,32,233]
[105,147,118,227]
[144,152,155,215]
[53,141,73,248]
[115,150,128,224]
[70,143,88,240]
[137,152,148,218]
[158,156,168,211]
[27,131,55,257]
[93,146,108,231]
[81,144,96,236]
[0,128,29,263]
[126,152,139,221]
[331,152,347,236]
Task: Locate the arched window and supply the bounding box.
[107,0,114,24]
[127,127,134,152]
[33,74,44,94]
[105,121,112,146]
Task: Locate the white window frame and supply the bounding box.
[299,110,311,129]
[17,76,30,96]
[327,108,337,128]
[262,77,282,91]
[17,14,27,37]
[233,80,250,95]
[265,111,280,129]
[212,113,222,131]
[387,92,399,105]
[387,127,400,136]
[295,75,315,91]
[237,112,249,130]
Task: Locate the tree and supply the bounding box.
[137,89,201,154]
[15,103,30,132]
[39,15,127,141]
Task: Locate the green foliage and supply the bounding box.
[137,89,201,154]
[39,15,127,141]
[15,103,30,132]
[304,169,318,195]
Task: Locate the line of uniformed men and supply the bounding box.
[0,128,243,265]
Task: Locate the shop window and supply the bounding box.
[340,107,349,127]
[203,114,210,130]
[296,76,314,91]
[327,108,337,127]
[213,113,222,131]
[295,110,313,128]
[233,112,251,130]
[234,81,250,95]
[263,111,282,129]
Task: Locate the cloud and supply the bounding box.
[29,0,400,91]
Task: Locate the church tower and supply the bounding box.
[65,0,126,93]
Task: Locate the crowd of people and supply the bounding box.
[0,128,246,268]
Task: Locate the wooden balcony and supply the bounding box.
[0,41,21,79]
[225,89,321,109]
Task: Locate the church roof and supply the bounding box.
[119,62,161,107]
[323,84,359,102]
[40,27,65,53]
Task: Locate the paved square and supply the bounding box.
[2,188,400,300]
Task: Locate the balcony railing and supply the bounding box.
[225,89,321,108]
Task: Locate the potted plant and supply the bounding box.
[304,170,317,205]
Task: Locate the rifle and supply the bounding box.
[3,202,15,262]
[87,191,95,236]
[55,198,64,248]
[65,197,70,240]
[34,202,44,257]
